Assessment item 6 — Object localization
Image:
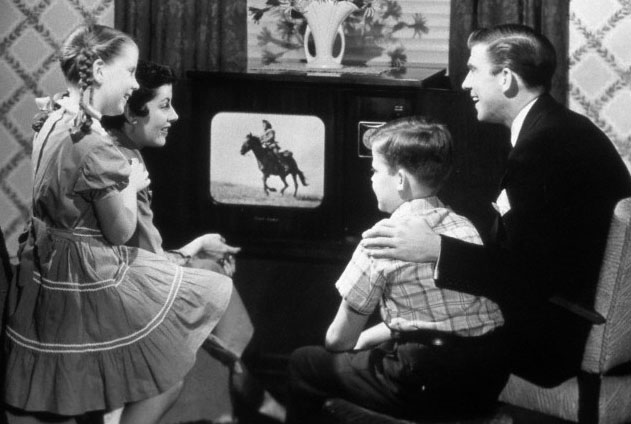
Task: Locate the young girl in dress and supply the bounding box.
[101,60,285,423]
[4,25,235,424]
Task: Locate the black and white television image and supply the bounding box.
[210,112,325,208]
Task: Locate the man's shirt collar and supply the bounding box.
[510,96,540,147]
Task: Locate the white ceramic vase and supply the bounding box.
[301,1,359,69]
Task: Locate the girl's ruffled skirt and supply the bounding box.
[3,226,232,415]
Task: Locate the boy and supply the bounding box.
[286,117,508,423]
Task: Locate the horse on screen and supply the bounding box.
[240,133,308,197]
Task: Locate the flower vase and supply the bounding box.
[302,1,359,69]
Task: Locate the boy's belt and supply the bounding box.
[391,328,504,347]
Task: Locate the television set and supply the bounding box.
[182,72,347,258]
[209,112,325,208]
[171,70,508,260]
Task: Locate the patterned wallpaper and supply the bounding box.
[569,0,631,169]
[0,0,114,258]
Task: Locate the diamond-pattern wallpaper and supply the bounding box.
[569,0,631,169]
[0,0,114,258]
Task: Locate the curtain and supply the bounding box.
[449,0,569,104]
[114,0,247,77]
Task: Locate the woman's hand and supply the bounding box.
[196,234,240,277]
[219,253,237,277]
[195,234,241,259]
[177,234,241,277]
[128,158,150,192]
[360,216,441,263]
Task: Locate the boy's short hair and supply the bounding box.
[364,116,453,191]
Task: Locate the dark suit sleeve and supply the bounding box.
[436,110,630,310]
[436,232,539,305]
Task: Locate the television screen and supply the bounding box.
[209,112,325,208]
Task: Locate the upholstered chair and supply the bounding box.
[499,196,631,423]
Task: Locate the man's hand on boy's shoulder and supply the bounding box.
[360,217,440,263]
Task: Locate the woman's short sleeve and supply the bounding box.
[74,142,131,201]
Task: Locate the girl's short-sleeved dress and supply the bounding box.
[3,100,233,416]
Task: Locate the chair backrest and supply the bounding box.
[582,196,631,373]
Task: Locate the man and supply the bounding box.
[261,119,281,156]
[361,24,631,387]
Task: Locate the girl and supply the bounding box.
[4,25,234,424]
[101,60,285,423]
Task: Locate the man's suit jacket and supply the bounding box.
[437,94,631,386]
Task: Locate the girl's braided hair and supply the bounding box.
[59,24,135,142]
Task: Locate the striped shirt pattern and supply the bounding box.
[336,197,504,337]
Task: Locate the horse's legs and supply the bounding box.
[279,175,289,195]
[263,175,269,196]
[263,174,277,195]
[291,173,299,197]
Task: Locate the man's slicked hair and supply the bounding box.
[467,24,556,91]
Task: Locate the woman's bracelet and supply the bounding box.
[167,249,192,266]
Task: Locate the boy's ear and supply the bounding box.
[396,169,409,192]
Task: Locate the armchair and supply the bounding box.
[498,196,631,423]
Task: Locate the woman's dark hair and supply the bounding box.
[102,60,177,131]
[59,24,136,140]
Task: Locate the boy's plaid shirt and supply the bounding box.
[336,196,504,336]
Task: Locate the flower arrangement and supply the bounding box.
[286,0,375,17]
[249,0,373,24]
[249,0,429,69]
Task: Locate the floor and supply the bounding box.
[158,349,233,424]
[160,351,574,424]
[0,351,572,424]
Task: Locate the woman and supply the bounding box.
[101,60,285,423]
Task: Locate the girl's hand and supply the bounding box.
[128,158,150,192]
